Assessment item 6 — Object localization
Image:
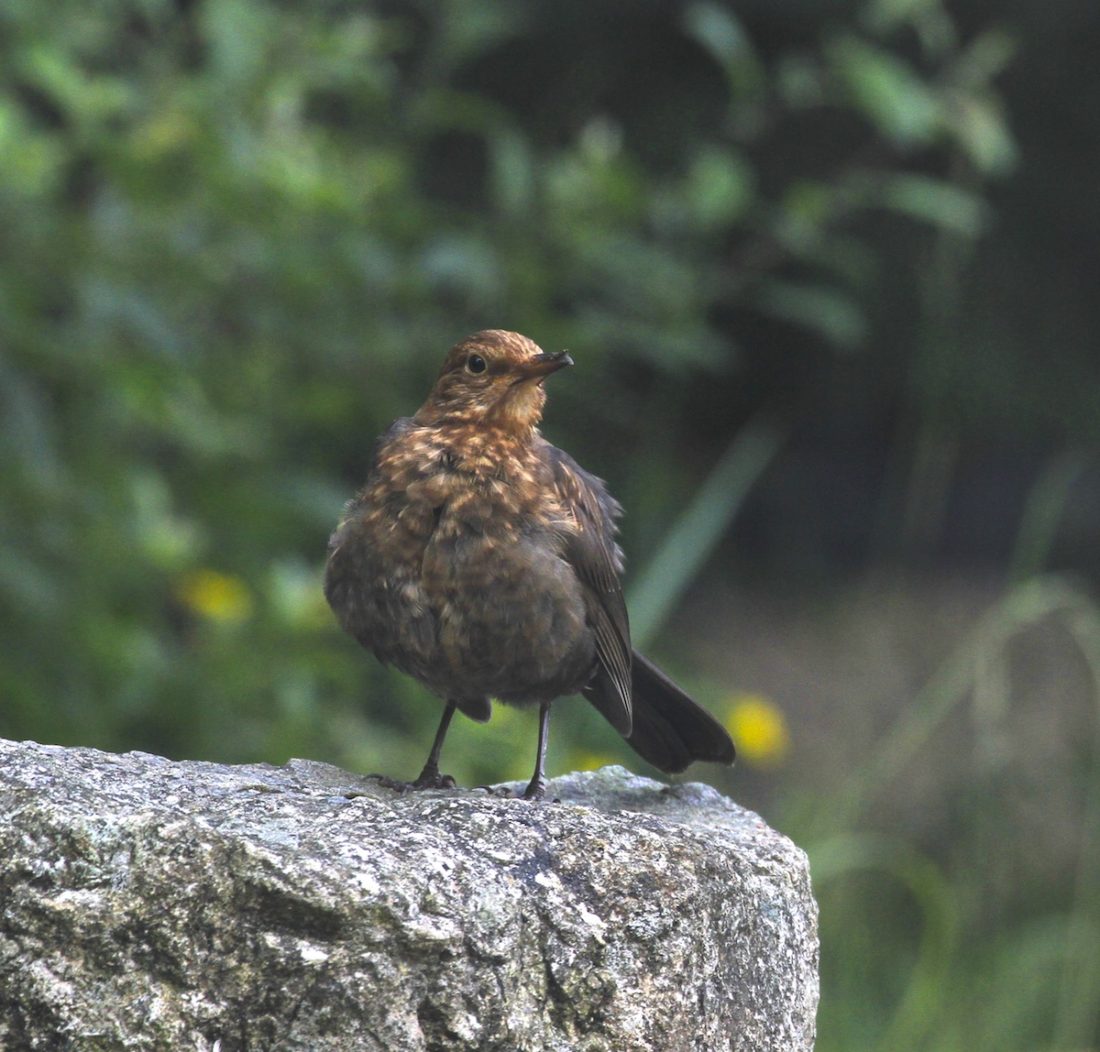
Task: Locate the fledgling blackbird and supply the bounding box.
[324,330,735,799]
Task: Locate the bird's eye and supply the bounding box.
[466,354,487,374]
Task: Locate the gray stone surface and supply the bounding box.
[0,737,818,1051]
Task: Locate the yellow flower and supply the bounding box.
[569,750,619,773]
[725,694,790,768]
[176,569,254,624]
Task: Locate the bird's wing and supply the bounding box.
[543,442,633,737]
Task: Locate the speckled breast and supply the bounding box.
[420,509,596,704]
[325,425,597,706]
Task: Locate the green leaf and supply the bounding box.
[627,417,784,648]
[880,173,990,236]
[952,28,1017,89]
[950,95,1018,176]
[684,146,754,227]
[863,0,951,38]
[829,35,942,147]
[682,1,747,62]
[755,280,868,349]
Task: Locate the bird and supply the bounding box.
[324,330,735,799]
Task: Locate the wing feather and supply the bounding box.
[543,442,633,736]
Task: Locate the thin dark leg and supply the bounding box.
[412,701,457,789]
[523,701,552,800]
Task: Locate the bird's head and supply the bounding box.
[415,330,573,434]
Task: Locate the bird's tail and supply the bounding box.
[625,651,736,773]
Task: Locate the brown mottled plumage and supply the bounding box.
[324,330,734,799]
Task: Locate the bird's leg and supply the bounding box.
[411,701,458,790]
[522,701,552,800]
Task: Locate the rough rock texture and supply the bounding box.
[0,737,818,1051]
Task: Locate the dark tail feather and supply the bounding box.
[625,651,736,773]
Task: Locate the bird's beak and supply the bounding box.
[515,351,574,382]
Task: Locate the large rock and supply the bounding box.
[0,737,818,1051]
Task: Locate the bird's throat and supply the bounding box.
[487,379,547,433]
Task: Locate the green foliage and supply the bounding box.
[4,0,1096,1048]
[797,577,1100,1049]
[0,0,1016,761]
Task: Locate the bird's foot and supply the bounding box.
[359,770,457,794]
[474,779,557,802]
[412,768,457,791]
[476,784,515,798]
[361,773,410,792]
[523,777,548,801]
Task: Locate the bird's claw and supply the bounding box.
[412,770,457,791]
[475,784,515,797]
[359,771,457,794]
[474,782,559,803]
[357,774,408,792]
[523,779,548,801]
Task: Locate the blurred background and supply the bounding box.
[2,0,1098,1047]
